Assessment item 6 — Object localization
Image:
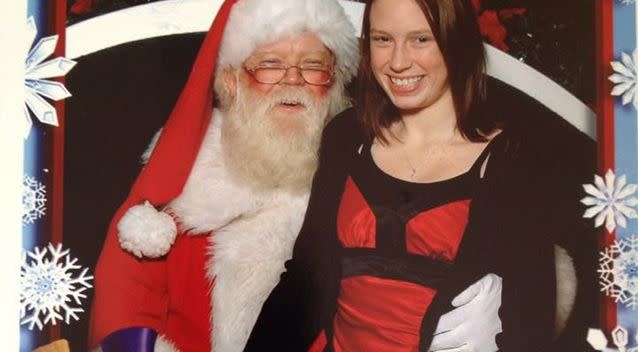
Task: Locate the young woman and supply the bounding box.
[246,0,595,350]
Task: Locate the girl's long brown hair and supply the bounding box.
[356,0,496,144]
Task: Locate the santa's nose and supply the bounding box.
[280,67,304,85]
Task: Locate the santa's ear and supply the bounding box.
[222,68,238,99]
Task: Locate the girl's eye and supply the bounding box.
[371,35,391,43]
[414,36,430,44]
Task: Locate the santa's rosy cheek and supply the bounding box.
[311,85,331,97]
[245,74,273,93]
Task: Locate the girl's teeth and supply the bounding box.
[391,76,421,86]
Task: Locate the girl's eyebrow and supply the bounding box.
[408,29,433,36]
[370,28,387,34]
[370,28,432,35]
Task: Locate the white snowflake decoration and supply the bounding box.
[618,0,636,4]
[22,175,47,225]
[23,17,76,138]
[588,326,638,352]
[582,169,638,233]
[609,48,638,110]
[20,243,93,330]
[598,235,638,310]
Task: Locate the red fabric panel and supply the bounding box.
[405,200,471,261]
[337,177,376,248]
[333,276,435,351]
[165,235,213,352]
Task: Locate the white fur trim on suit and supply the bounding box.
[117,200,177,258]
[554,244,576,337]
[208,193,307,352]
[218,0,359,81]
[154,335,181,352]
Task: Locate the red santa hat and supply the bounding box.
[115,0,360,258]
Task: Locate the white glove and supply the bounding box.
[429,273,503,352]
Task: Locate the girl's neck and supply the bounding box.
[391,92,460,146]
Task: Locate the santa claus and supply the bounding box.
[88,1,359,351]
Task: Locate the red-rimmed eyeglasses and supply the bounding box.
[244,65,334,86]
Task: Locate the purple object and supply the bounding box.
[100,327,158,352]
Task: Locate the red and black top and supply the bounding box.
[311,141,494,351]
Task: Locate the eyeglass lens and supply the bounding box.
[253,67,332,85]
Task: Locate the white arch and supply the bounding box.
[484,45,596,140]
[66,0,596,140]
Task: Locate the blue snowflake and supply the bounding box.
[20,243,93,330]
[598,235,638,310]
[609,49,638,109]
[23,17,76,137]
[22,175,46,225]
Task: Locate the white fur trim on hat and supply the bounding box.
[218,0,360,82]
[117,201,177,258]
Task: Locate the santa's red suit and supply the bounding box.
[88,0,360,351]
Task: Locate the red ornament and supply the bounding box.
[471,0,482,12]
[499,8,527,20]
[470,0,527,52]
[70,0,98,15]
[478,10,509,51]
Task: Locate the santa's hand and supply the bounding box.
[429,273,502,352]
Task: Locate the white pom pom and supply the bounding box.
[117,201,177,258]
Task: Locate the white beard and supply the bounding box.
[221,81,330,194]
[166,110,310,352]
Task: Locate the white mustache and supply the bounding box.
[263,87,314,110]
